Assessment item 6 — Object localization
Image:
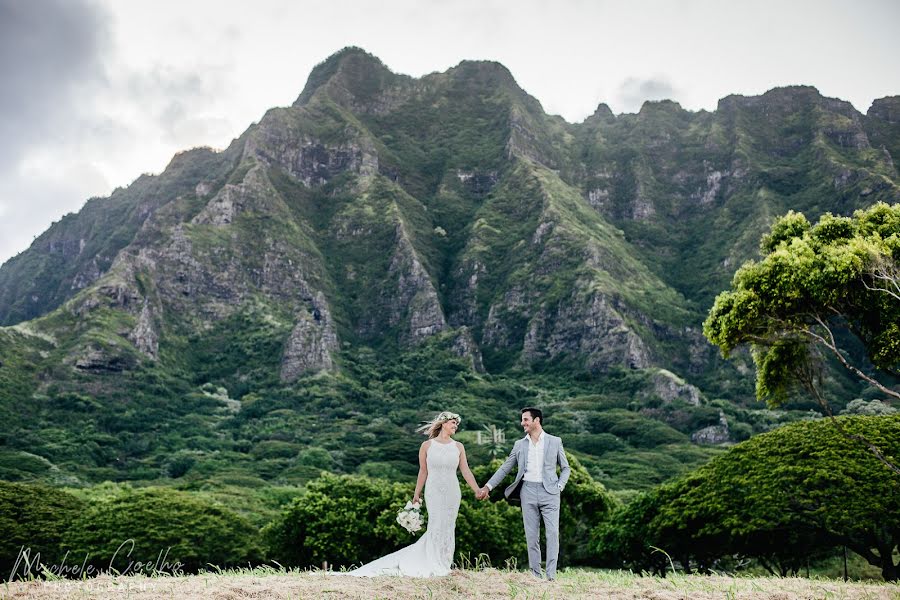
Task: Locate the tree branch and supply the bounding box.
[864,258,900,302]
[805,314,900,402]
[863,279,900,303]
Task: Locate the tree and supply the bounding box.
[264,472,526,569]
[592,491,671,576]
[593,416,900,581]
[264,473,424,568]
[0,482,85,580]
[704,202,900,475]
[266,461,615,571]
[66,487,262,573]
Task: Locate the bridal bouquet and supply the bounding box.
[396,501,423,533]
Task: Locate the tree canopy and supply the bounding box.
[704,202,900,472]
[65,487,262,573]
[705,202,899,404]
[593,415,900,581]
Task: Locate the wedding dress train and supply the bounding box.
[349,439,461,577]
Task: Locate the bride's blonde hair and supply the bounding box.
[416,411,461,439]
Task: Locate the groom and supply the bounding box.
[478,407,570,581]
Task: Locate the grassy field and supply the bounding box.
[3,567,898,599]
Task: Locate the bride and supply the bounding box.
[348,411,481,577]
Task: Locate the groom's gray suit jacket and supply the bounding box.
[486,433,571,501]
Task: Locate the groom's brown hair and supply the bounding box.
[521,407,543,424]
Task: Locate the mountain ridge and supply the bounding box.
[0,47,897,490]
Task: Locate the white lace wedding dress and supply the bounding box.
[349,439,461,577]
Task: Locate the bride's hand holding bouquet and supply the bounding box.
[397,499,423,533]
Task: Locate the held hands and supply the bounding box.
[475,486,489,500]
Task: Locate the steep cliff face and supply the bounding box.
[1,47,898,425]
[0,146,242,326]
[280,291,339,381]
[572,87,900,313]
[865,96,900,170]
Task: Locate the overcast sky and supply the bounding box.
[1,0,898,266]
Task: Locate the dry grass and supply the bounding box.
[3,567,899,600]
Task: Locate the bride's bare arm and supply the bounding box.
[412,440,429,504]
[456,442,480,493]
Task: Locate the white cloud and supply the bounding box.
[614,77,680,114]
[1,0,899,267]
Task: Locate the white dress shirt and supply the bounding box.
[523,431,545,482]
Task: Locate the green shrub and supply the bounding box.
[0,482,85,580]
[297,447,335,469]
[587,409,688,448]
[566,433,625,455]
[263,473,413,568]
[66,487,262,573]
[265,465,614,570]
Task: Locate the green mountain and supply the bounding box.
[1,48,898,493]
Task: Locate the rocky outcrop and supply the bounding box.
[72,279,141,315]
[646,369,702,406]
[868,96,900,124]
[685,326,716,375]
[482,287,534,351]
[280,292,339,381]
[587,187,610,210]
[141,166,326,325]
[386,222,446,344]
[448,257,486,328]
[456,170,499,196]
[192,165,275,226]
[691,411,730,445]
[128,300,159,359]
[629,167,656,221]
[247,113,379,186]
[257,138,377,186]
[506,106,555,168]
[697,170,723,205]
[450,326,485,373]
[73,343,135,373]
[519,290,650,372]
[71,258,103,290]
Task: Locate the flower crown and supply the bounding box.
[437,411,461,423]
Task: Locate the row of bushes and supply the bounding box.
[0,454,612,580]
[4,416,897,581]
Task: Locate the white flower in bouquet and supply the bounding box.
[397,500,424,533]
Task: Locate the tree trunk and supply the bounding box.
[847,541,900,582]
[757,556,777,577]
[843,546,848,582]
[882,558,898,582]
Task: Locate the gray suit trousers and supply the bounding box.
[521,481,560,579]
